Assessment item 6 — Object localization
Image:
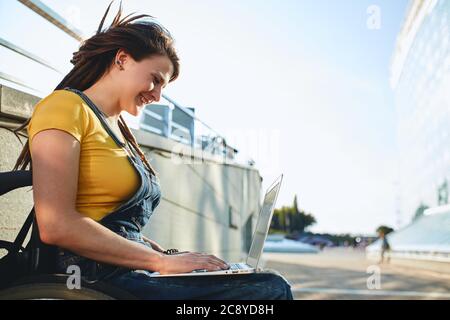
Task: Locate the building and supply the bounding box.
[390,0,450,224]
[366,0,450,271]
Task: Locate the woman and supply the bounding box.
[13,1,293,300]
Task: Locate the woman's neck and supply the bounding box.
[83,78,122,123]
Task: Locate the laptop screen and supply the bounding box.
[246,176,282,268]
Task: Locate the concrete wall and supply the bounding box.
[142,146,261,261]
[0,85,36,258]
[0,84,262,262]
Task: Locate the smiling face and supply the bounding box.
[114,50,174,116]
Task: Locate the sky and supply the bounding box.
[2,0,411,235]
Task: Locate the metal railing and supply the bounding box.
[139,96,239,160]
[0,38,62,74]
[17,0,84,41]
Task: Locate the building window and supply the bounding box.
[242,213,253,253]
[229,206,239,230]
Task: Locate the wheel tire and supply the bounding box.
[0,282,116,300]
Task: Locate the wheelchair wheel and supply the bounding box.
[0,274,137,300]
[0,282,115,300]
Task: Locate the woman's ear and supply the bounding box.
[115,49,130,70]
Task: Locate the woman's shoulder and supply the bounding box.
[28,89,93,144]
[30,89,95,124]
[34,89,87,111]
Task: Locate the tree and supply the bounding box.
[270,213,281,230]
[302,212,316,231]
[376,225,394,236]
[270,195,316,234]
[293,195,299,213]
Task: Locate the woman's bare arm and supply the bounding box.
[31,129,228,274]
[31,129,164,271]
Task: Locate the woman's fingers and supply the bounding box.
[186,253,227,270]
[207,254,229,268]
[160,252,231,274]
[200,254,229,270]
[193,252,229,267]
[203,261,224,271]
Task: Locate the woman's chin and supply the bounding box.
[123,106,139,117]
[137,103,145,112]
[130,104,144,116]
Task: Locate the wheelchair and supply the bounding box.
[0,170,137,300]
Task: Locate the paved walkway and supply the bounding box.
[261,247,450,300]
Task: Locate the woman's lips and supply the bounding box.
[138,94,151,105]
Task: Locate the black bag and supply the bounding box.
[0,208,58,288]
[0,170,58,288]
[0,209,33,288]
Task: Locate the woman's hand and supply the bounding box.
[143,236,165,253]
[158,252,230,275]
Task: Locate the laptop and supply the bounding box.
[150,174,283,277]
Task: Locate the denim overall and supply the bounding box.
[56,87,162,281]
[56,88,293,300]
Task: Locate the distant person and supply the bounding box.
[379,232,391,264]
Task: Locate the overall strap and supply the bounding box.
[63,87,127,149]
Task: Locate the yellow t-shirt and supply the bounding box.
[27,89,140,221]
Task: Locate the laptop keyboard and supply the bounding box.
[229,263,247,270]
[190,263,248,273]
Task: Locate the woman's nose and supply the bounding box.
[151,89,162,102]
